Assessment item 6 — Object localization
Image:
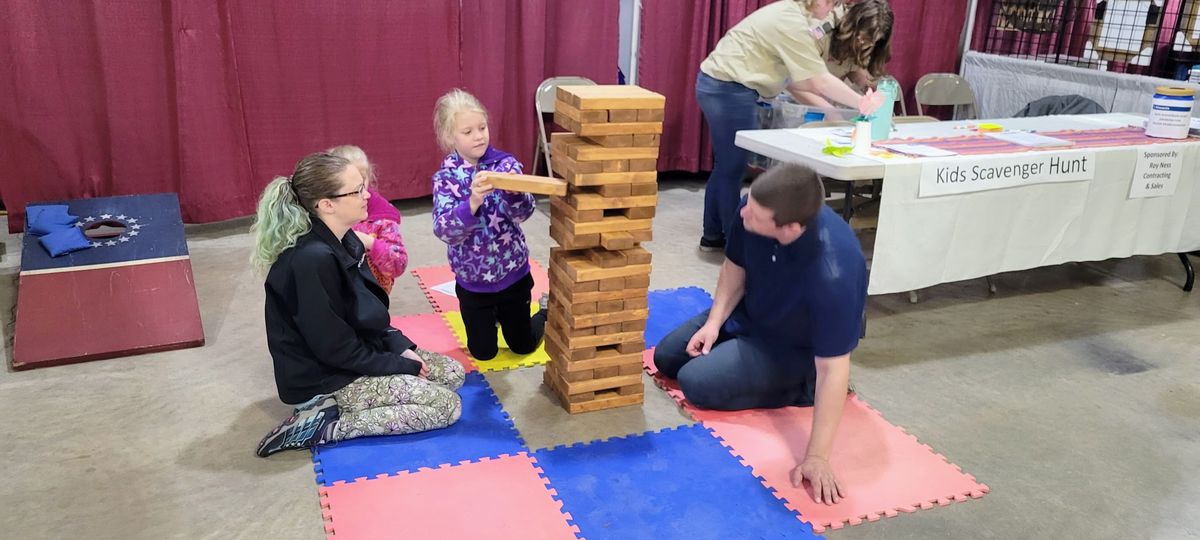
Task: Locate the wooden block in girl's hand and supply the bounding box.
[476,172,567,196]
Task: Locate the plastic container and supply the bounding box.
[1145,86,1195,139]
[748,95,857,170]
[1189,65,1200,84]
[872,78,899,140]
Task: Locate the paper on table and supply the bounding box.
[880,143,959,157]
[984,131,1075,147]
[431,280,458,297]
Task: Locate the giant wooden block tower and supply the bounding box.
[542,85,666,414]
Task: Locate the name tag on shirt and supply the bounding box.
[810,21,833,39]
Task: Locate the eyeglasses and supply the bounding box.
[329,183,367,199]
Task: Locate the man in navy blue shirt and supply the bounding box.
[654,162,867,505]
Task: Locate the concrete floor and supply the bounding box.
[1,178,1198,539]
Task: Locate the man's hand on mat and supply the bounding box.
[686,323,720,357]
[792,456,844,505]
[401,348,430,378]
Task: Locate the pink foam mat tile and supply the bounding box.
[704,396,989,533]
[641,348,763,422]
[319,452,581,539]
[390,313,476,373]
[411,260,549,313]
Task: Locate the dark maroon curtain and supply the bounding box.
[639,0,971,173]
[0,0,619,232]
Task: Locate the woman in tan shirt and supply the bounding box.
[696,0,892,251]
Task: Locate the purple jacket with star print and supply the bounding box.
[432,146,536,293]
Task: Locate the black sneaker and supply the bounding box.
[255,395,340,457]
[699,236,725,252]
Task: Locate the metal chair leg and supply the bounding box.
[1180,252,1194,292]
[985,275,997,295]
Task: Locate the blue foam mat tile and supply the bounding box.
[311,371,526,486]
[645,287,713,349]
[532,424,822,540]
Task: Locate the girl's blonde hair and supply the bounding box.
[327,144,376,184]
[433,89,488,152]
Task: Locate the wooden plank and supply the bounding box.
[563,257,652,283]
[576,121,663,137]
[550,215,601,249]
[587,249,627,268]
[560,329,644,350]
[637,109,665,122]
[629,229,653,244]
[569,193,657,211]
[554,370,642,395]
[602,160,629,173]
[622,246,652,265]
[598,277,627,291]
[567,308,649,329]
[544,328,596,361]
[562,215,653,236]
[476,172,566,196]
[629,159,658,172]
[618,383,644,396]
[584,135,633,147]
[559,170,657,187]
[608,109,639,122]
[621,319,647,332]
[624,295,649,310]
[631,182,657,196]
[600,231,636,250]
[621,206,656,219]
[596,184,632,198]
[550,195,603,222]
[554,100,609,123]
[564,391,644,414]
[595,323,624,335]
[551,153,603,176]
[597,299,624,312]
[556,85,666,110]
[625,274,651,289]
[633,134,661,147]
[550,350,642,373]
[594,366,619,379]
[618,341,645,354]
[570,145,659,162]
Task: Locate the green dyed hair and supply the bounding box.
[250,152,351,273]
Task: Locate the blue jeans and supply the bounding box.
[652,310,817,409]
[695,71,762,241]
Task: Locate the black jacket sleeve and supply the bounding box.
[292,252,421,376]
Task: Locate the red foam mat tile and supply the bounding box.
[411,260,549,313]
[319,453,580,539]
[705,396,989,533]
[390,313,476,373]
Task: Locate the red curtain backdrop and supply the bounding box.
[638,0,971,172]
[0,1,619,232]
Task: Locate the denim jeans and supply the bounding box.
[695,71,762,241]
[652,310,817,409]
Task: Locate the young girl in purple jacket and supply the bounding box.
[431,89,547,360]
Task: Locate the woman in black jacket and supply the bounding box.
[253,152,464,457]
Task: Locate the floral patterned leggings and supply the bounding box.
[330,349,466,441]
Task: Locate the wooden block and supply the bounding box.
[628,159,657,172]
[563,257,652,283]
[551,349,642,372]
[623,246,652,265]
[598,278,626,292]
[621,206,656,219]
[597,184,632,198]
[562,215,653,236]
[569,192,657,211]
[570,301,598,315]
[550,215,601,249]
[624,296,648,310]
[631,182,657,196]
[629,229,653,244]
[600,231,636,250]
[625,274,651,289]
[560,170,658,187]
[585,135,633,147]
[551,263,599,292]
[621,319,646,332]
[552,370,642,395]
[618,341,645,354]
[597,299,624,312]
[633,134,661,147]
[564,391,643,414]
[594,366,620,379]
[551,154,603,176]
[619,363,642,376]
[570,145,660,162]
[608,109,639,123]
[577,122,663,137]
[476,172,567,196]
[587,249,627,268]
[551,196,603,223]
[565,369,594,382]
[618,383,644,396]
[602,160,629,173]
[637,109,665,122]
[562,330,644,350]
[556,85,666,110]
[545,329,596,361]
[554,100,609,123]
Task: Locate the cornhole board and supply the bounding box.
[12,193,205,369]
